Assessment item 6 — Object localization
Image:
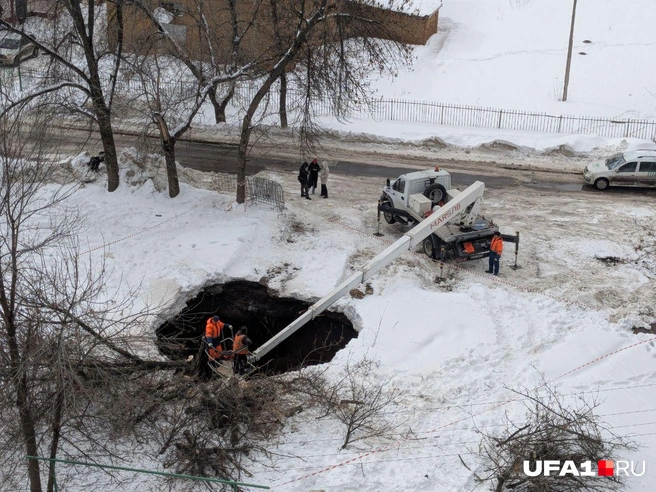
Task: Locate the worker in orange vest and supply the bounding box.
[232,326,252,375]
[205,315,233,361]
[486,231,503,276]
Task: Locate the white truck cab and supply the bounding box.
[384,169,452,216]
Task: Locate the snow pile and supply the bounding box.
[317,118,656,156]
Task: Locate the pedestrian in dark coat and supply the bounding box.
[308,158,320,194]
[87,151,105,172]
[298,162,311,199]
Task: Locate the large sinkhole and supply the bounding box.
[156,280,357,375]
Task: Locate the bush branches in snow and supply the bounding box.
[291,357,402,449]
[472,382,634,492]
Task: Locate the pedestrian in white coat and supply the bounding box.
[319,161,329,198]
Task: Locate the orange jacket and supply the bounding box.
[233,334,249,355]
[205,318,225,339]
[206,318,229,360]
[490,236,503,254]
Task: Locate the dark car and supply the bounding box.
[0,31,38,67]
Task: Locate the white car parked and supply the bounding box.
[583,149,656,190]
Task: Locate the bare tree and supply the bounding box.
[116,0,411,202]
[126,52,205,198]
[330,358,400,449]
[0,0,126,192]
[233,0,412,203]
[0,108,186,491]
[473,383,634,492]
[121,0,257,197]
[200,0,262,124]
[294,357,401,449]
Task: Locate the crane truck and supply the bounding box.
[245,176,518,369]
[378,168,518,261]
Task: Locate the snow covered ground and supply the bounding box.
[9,0,656,489]
[311,0,656,156]
[380,0,656,119]
[60,152,656,491]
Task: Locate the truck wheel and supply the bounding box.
[381,199,396,224]
[423,237,435,258]
[424,183,447,204]
[594,178,609,190]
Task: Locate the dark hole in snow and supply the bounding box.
[578,52,587,55]
[595,256,624,266]
[156,280,357,376]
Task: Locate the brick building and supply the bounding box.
[107,0,440,64]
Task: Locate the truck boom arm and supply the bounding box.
[250,181,486,361]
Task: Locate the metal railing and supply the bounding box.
[362,99,656,140]
[5,67,656,140]
[212,172,285,212]
[247,176,285,212]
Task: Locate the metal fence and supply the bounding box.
[212,172,285,212]
[233,86,656,140]
[6,67,656,140]
[359,99,656,141]
[247,176,285,212]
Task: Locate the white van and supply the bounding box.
[583,150,656,190]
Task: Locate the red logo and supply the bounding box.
[598,460,614,476]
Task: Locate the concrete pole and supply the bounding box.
[562,0,579,102]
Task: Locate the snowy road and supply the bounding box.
[39,122,613,193]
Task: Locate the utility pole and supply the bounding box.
[562,0,578,102]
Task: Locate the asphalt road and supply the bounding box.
[47,128,538,190]
[39,124,656,195]
[172,138,656,195]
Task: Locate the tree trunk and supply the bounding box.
[163,141,180,198]
[279,73,288,128]
[153,113,180,198]
[46,389,64,492]
[208,85,224,123]
[9,346,42,491]
[66,0,120,192]
[96,110,120,192]
[208,83,235,124]
[18,375,42,491]
[237,133,248,204]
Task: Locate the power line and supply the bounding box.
[283,382,656,426]
[270,427,656,475]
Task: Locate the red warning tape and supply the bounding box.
[276,335,656,487]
